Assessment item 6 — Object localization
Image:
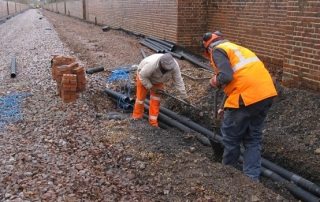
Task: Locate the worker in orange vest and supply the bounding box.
[132,53,188,127]
[202,31,277,181]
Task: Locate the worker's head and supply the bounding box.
[159,53,177,73]
[202,31,223,49]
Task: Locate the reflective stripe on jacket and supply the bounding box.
[210,41,277,108]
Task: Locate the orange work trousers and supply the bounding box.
[132,76,163,127]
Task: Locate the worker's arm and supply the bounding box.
[171,61,187,99]
[211,48,234,87]
[138,62,154,90]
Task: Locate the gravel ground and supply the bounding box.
[0,8,317,201]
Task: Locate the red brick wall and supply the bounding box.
[45,0,178,42]
[207,0,287,77]
[86,0,178,41]
[177,0,207,49]
[283,0,320,91]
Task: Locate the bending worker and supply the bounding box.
[132,53,188,127]
[202,31,277,181]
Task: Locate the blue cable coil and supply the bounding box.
[107,68,133,110]
[0,92,31,130]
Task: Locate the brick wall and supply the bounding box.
[87,0,178,41]
[177,0,207,49]
[283,0,320,91]
[207,0,287,77]
[45,0,178,42]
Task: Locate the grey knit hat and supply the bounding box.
[159,53,177,71]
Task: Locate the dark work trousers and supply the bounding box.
[221,97,273,181]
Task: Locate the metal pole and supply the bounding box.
[82,0,86,20]
[6,0,9,16]
[10,56,17,78]
[64,0,66,15]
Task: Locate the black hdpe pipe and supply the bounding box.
[152,100,320,201]
[145,100,222,152]
[104,89,319,201]
[147,36,175,50]
[145,100,221,143]
[262,167,319,202]
[104,89,132,105]
[262,158,320,197]
[10,56,16,78]
[144,103,192,133]
[238,157,319,202]
[139,40,163,53]
[145,38,171,52]
[164,50,183,60]
[86,66,104,74]
[104,89,191,132]
[179,52,213,72]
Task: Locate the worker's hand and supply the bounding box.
[217,108,224,119]
[210,75,218,88]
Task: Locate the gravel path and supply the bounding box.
[0,9,287,201]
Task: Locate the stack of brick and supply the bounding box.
[51,55,86,103]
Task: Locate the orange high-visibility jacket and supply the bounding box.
[209,41,277,108]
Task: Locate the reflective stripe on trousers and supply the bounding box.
[148,92,161,126]
[132,75,163,126]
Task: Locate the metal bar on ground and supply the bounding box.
[86,66,104,74]
[10,56,17,78]
[140,48,147,58]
